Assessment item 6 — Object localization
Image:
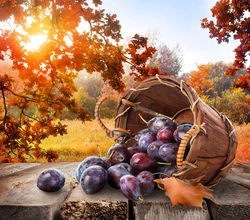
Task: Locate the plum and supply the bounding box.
[157,165,179,178]
[75,156,109,182]
[37,169,65,192]
[147,117,177,133]
[119,162,134,174]
[138,131,156,152]
[137,171,155,196]
[130,152,156,173]
[157,126,174,142]
[134,128,150,142]
[107,143,131,165]
[119,175,142,200]
[173,123,193,143]
[159,143,179,162]
[80,165,107,194]
[127,145,143,157]
[147,140,164,161]
[107,163,131,188]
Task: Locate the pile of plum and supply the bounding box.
[36,117,192,200]
[75,117,193,200]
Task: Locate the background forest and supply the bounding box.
[0,0,249,163]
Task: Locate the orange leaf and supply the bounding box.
[154,177,214,207]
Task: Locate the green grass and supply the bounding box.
[39,119,115,162]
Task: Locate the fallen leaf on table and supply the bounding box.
[154,177,214,207]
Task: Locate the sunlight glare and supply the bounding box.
[23,34,47,51]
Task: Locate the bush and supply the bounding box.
[204,88,249,124]
[60,84,117,120]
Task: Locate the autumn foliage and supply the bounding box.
[235,123,250,163]
[188,64,213,96]
[188,62,249,123]
[201,0,250,89]
[0,0,159,162]
[0,0,249,163]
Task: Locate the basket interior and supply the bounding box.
[124,84,194,134]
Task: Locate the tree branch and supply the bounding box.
[19,100,27,123]
[1,88,8,131]
[4,86,60,105]
[22,111,40,122]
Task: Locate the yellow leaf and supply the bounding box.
[154,177,214,207]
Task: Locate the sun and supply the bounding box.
[23,34,47,51]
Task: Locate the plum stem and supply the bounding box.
[152,172,167,176]
[157,162,172,166]
[65,178,78,187]
[138,196,144,201]
[125,137,135,144]
[157,182,165,190]
[138,113,148,124]
[107,150,114,161]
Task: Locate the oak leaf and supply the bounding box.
[154,177,214,207]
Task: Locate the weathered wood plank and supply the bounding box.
[60,184,128,220]
[0,163,40,177]
[207,178,250,220]
[1,163,249,220]
[226,173,250,189]
[133,190,210,220]
[0,162,78,220]
[226,163,250,188]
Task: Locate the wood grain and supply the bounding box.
[0,162,78,220]
[226,163,250,188]
[0,163,249,220]
[133,190,210,220]
[0,163,40,177]
[207,178,250,220]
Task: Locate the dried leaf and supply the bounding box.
[154,177,214,207]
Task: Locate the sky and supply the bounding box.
[102,0,239,73]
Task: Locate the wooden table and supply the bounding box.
[0,163,249,220]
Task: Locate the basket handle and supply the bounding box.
[95,95,131,143]
[95,95,121,138]
[176,127,197,168]
[176,124,206,169]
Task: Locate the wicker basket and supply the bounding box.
[95,75,238,187]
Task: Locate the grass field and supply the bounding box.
[38,120,250,163]
[39,119,115,162]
